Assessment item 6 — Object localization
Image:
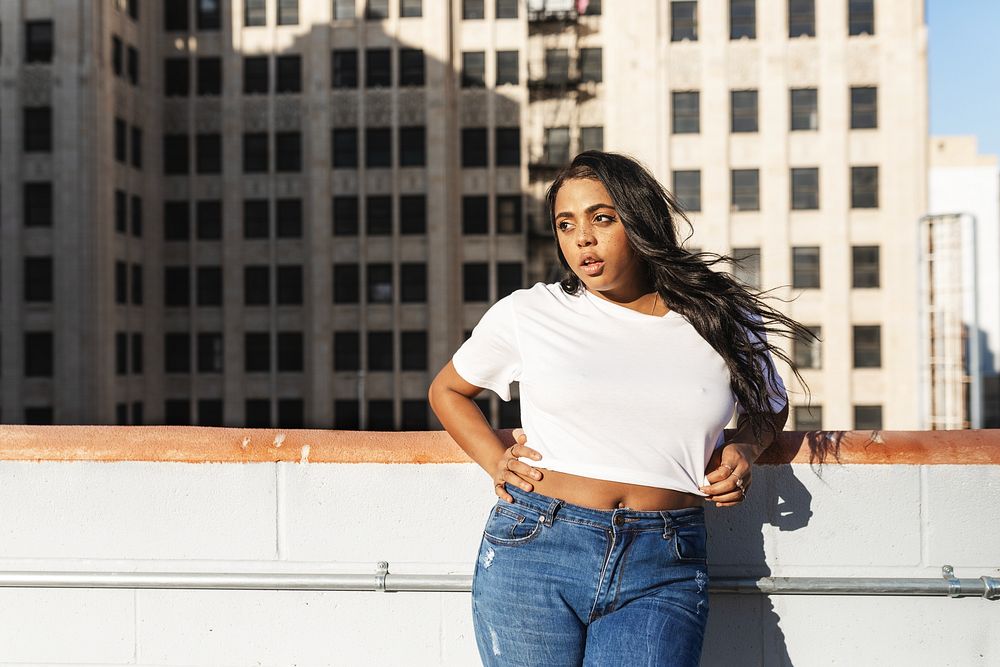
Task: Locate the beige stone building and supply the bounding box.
[0,0,926,431]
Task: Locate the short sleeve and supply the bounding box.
[451,293,523,402]
[735,310,788,415]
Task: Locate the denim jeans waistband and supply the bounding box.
[504,483,705,531]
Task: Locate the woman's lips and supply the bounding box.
[581,261,605,276]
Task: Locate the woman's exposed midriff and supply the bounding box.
[524,467,705,511]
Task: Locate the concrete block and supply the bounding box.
[924,465,1000,567]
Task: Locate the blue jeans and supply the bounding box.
[471,484,709,667]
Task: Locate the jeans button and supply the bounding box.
[613,514,624,526]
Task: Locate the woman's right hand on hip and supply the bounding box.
[493,428,544,503]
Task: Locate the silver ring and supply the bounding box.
[734,476,745,491]
[719,463,735,475]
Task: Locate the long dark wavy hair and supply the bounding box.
[545,151,818,447]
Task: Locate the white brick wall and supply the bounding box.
[0,460,996,665]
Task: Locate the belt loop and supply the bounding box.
[658,510,676,537]
[542,498,562,525]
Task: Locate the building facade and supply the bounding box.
[0,0,927,432]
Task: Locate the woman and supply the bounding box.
[428,151,815,666]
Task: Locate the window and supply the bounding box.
[131,263,143,304]
[462,52,485,88]
[25,332,54,377]
[131,195,143,236]
[196,133,222,174]
[497,195,522,234]
[401,331,428,371]
[462,196,488,235]
[791,167,819,210]
[128,0,140,20]
[672,91,700,134]
[275,132,301,172]
[197,0,221,30]
[854,405,882,430]
[199,400,223,426]
[127,46,139,85]
[400,264,427,302]
[731,90,758,132]
[730,0,755,39]
[115,261,128,304]
[112,36,123,76]
[793,325,822,369]
[791,246,820,288]
[333,263,360,303]
[23,107,52,152]
[333,331,360,371]
[790,88,818,130]
[333,0,354,20]
[332,50,358,88]
[793,405,822,430]
[196,200,222,240]
[498,262,522,298]
[245,399,270,427]
[671,2,697,42]
[24,257,53,303]
[197,57,221,95]
[580,126,603,153]
[332,128,358,168]
[277,399,303,427]
[277,266,303,304]
[164,1,189,31]
[463,263,488,302]
[244,200,269,238]
[164,201,190,240]
[277,332,303,371]
[543,127,570,166]
[365,0,389,19]
[245,333,271,372]
[163,134,189,174]
[462,128,488,167]
[496,50,518,86]
[368,399,394,429]
[25,183,54,227]
[243,132,269,172]
[788,0,815,37]
[365,128,391,167]
[731,169,759,211]
[400,195,426,234]
[400,126,426,166]
[164,333,191,373]
[401,0,422,18]
[115,190,127,232]
[165,399,191,424]
[850,87,877,129]
[849,0,874,36]
[278,0,299,25]
[164,267,191,306]
[496,0,517,19]
[333,197,359,236]
[245,0,267,26]
[244,56,269,94]
[673,170,701,212]
[196,266,222,306]
[368,331,393,370]
[582,0,602,14]
[579,48,602,84]
[25,20,54,63]
[366,49,391,87]
[495,128,520,167]
[131,126,143,168]
[197,333,223,373]
[463,0,484,20]
[852,246,880,288]
[131,332,144,373]
[165,58,190,95]
[244,266,269,305]
[544,49,569,85]
[368,264,393,303]
[276,199,302,238]
[851,166,878,208]
[853,325,881,367]
[276,55,301,93]
[731,247,760,288]
[367,196,392,235]
[131,401,144,425]
[399,49,424,86]
[115,118,128,162]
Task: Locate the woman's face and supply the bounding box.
[554,178,649,298]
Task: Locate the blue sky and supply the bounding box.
[928,0,1000,156]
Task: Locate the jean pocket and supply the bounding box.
[669,523,708,563]
[483,502,545,546]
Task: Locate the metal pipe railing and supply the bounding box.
[0,564,995,599]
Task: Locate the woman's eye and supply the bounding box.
[595,214,615,223]
[557,222,571,231]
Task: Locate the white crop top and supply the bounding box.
[450,281,788,496]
